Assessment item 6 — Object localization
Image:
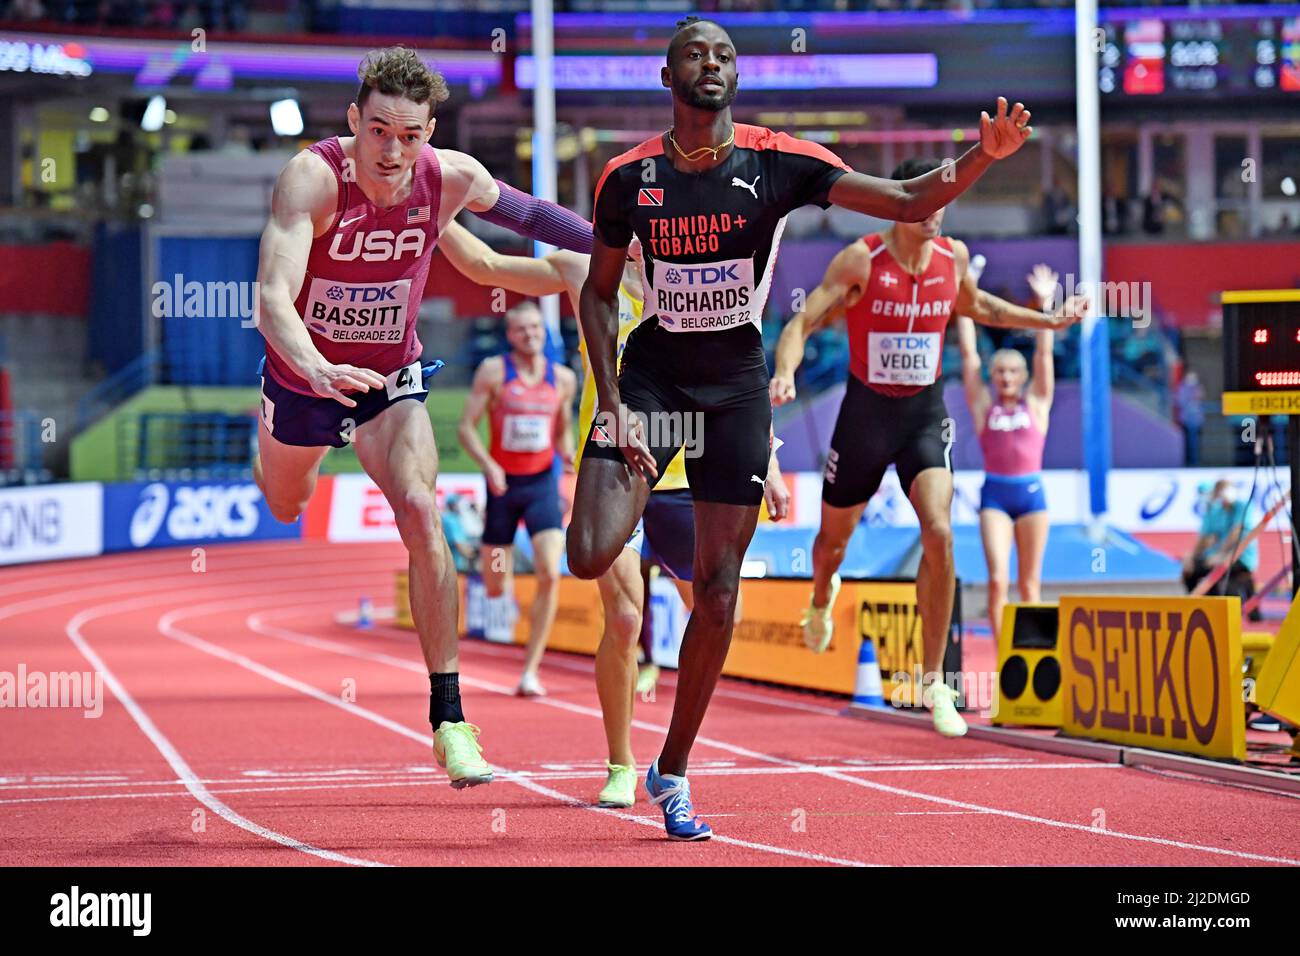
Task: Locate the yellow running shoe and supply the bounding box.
[927,682,968,738]
[635,664,659,698]
[597,762,637,808]
[433,721,494,788]
[800,573,841,653]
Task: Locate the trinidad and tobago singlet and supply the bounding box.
[846,234,959,398]
[265,136,443,395]
[489,355,562,476]
[591,124,850,385]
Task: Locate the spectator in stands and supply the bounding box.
[1182,479,1260,620]
[1122,321,1164,380]
[441,495,478,573]
[1175,369,1205,465]
[219,125,255,156]
[1041,179,1075,235]
[5,0,46,21]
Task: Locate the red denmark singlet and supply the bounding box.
[265,136,443,395]
[845,233,959,398]
[489,355,561,476]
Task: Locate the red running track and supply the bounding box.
[0,540,1296,867]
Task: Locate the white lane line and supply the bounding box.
[252,606,1300,867]
[65,599,386,867]
[0,760,1120,796]
[152,597,871,867]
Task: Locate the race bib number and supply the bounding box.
[502,414,550,453]
[649,256,758,333]
[868,332,941,386]
[259,381,275,434]
[304,277,411,344]
[384,361,427,400]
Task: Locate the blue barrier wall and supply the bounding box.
[89,222,145,376]
[155,235,264,386]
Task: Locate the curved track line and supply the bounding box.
[0,540,320,598]
[65,602,386,868]
[250,604,1300,866]
[158,596,872,867]
[0,553,400,624]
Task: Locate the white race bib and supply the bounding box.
[259,381,275,434]
[304,277,411,344]
[649,256,757,333]
[502,414,550,453]
[384,361,427,400]
[868,331,941,386]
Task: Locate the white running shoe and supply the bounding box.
[800,573,841,653]
[516,671,547,697]
[927,681,968,737]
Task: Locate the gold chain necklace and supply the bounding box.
[668,126,735,162]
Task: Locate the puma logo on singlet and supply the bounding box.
[731,175,760,198]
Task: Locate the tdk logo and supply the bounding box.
[326,285,397,303]
[880,335,932,350]
[663,264,739,285]
[329,228,425,262]
[129,483,262,547]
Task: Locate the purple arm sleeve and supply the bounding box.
[471,179,594,254]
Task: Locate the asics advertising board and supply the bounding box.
[102,481,300,552]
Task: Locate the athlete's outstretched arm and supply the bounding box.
[956,316,991,430]
[1023,263,1059,413]
[438,220,587,299]
[770,241,870,406]
[827,97,1030,222]
[442,150,593,254]
[952,240,1088,332]
[553,365,578,470]
[457,358,508,496]
[579,237,657,478]
[255,151,385,406]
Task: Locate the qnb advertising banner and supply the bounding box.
[0,483,103,566]
[101,481,300,552]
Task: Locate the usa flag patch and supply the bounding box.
[407,205,430,225]
[637,188,664,206]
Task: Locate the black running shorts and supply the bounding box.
[821,375,952,508]
[580,322,771,507]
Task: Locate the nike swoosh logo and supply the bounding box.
[338,213,366,229]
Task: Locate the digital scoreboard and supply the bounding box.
[1099,12,1300,98]
[1222,290,1300,415]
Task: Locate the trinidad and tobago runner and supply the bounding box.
[437,220,788,809]
[957,264,1061,640]
[458,301,576,698]
[568,16,1043,839]
[251,47,592,789]
[771,159,1087,738]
